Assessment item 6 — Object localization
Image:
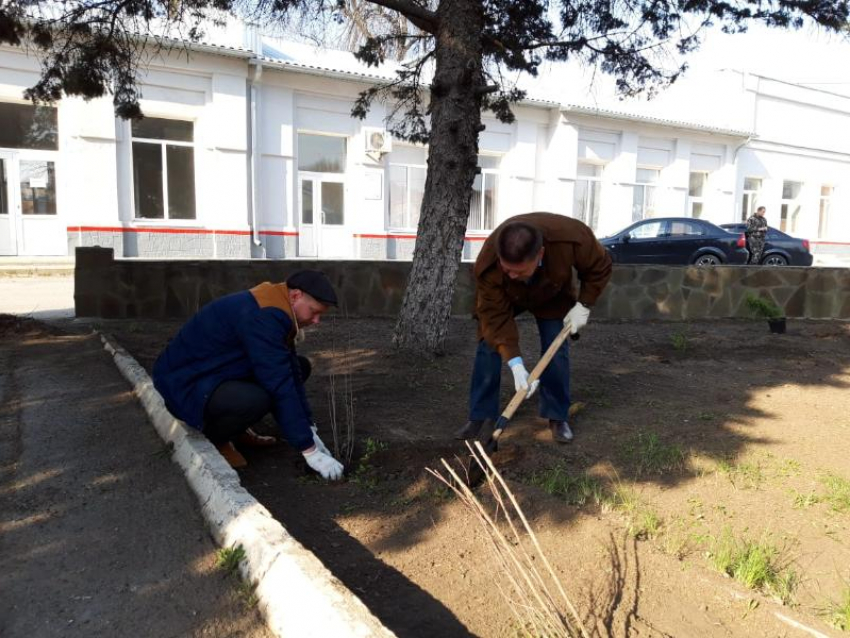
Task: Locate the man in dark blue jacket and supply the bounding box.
[153,270,344,479]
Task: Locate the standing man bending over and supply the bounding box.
[153,270,344,480]
[457,212,612,444]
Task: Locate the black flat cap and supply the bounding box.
[286,270,338,307]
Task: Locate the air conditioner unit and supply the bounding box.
[364,128,392,154]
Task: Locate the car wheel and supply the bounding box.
[694,254,721,266]
[762,254,788,266]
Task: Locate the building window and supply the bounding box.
[818,185,833,238]
[0,102,58,151]
[632,167,659,222]
[131,118,195,220]
[469,155,500,231]
[688,171,708,219]
[780,180,802,234]
[388,145,426,230]
[741,177,761,222]
[298,134,346,174]
[20,160,57,215]
[298,134,346,227]
[573,163,602,230]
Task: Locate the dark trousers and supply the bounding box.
[468,317,570,422]
[747,236,765,264]
[203,356,311,445]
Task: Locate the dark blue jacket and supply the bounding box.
[152,283,314,451]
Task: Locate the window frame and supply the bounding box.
[632,167,660,222]
[573,162,603,230]
[387,146,427,232]
[467,155,501,233]
[818,184,833,239]
[780,180,803,234]
[130,117,197,221]
[740,177,762,222]
[688,171,709,219]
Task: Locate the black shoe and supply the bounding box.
[455,419,493,440]
[549,420,574,443]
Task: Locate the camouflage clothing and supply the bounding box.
[745,214,768,264]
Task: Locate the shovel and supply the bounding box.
[465,322,578,487]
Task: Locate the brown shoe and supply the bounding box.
[237,428,277,447]
[216,442,247,469]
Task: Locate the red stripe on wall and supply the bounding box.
[67,226,298,237]
[809,240,850,246]
[353,233,489,242]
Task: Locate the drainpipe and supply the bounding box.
[248,57,264,256]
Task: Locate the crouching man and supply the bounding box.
[153,270,344,480]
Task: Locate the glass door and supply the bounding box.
[297,174,348,259]
[0,151,19,256]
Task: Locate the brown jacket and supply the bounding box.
[474,212,612,361]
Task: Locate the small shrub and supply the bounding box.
[745,293,783,319]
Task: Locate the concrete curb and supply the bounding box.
[99,333,395,638]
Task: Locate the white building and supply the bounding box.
[1,26,848,263]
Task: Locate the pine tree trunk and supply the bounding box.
[392,0,485,355]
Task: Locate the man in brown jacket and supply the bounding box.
[456,212,612,443]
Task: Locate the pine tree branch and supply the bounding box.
[364,0,437,33]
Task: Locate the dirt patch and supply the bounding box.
[101,315,850,637]
[0,318,273,638]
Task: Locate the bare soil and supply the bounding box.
[0,316,272,638]
[100,315,850,637]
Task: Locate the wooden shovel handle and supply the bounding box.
[500,321,573,422]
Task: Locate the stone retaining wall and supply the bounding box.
[75,247,850,320]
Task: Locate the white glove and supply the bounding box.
[564,302,590,335]
[302,447,344,481]
[508,357,539,398]
[311,425,331,456]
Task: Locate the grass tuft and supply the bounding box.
[824,586,850,631]
[716,459,764,490]
[709,528,795,603]
[620,431,686,476]
[528,464,605,506]
[820,473,850,513]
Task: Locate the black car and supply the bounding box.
[720,223,813,266]
[600,217,747,266]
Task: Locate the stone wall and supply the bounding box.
[75,247,850,320]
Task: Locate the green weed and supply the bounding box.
[670,331,688,352]
[824,586,850,631]
[791,490,820,509]
[236,580,259,608]
[717,459,764,490]
[528,464,605,507]
[821,473,850,513]
[620,432,686,476]
[658,515,702,559]
[709,528,795,602]
[216,545,246,576]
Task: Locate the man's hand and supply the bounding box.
[508,357,539,398]
[564,302,590,335]
[302,447,344,481]
[311,424,331,456]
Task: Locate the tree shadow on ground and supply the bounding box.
[95,314,850,636]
